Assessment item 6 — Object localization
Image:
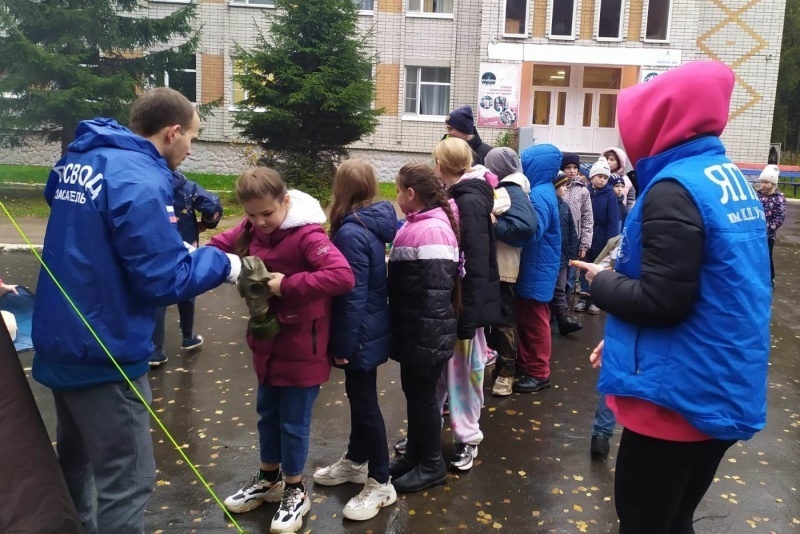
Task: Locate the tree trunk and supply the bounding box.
[60,119,77,158]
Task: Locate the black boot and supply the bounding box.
[389,452,417,480]
[393,455,447,493]
[557,315,583,336]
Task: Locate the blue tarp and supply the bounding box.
[0,286,34,353]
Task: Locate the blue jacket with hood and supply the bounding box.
[32,119,232,389]
[588,183,620,259]
[515,144,562,302]
[329,201,397,372]
[598,62,771,441]
[172,170,223,246]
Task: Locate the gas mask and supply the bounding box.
[237,256,281,339]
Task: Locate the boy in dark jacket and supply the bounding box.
[484,147,537,396]
[575,158,620,315]
[549,173,582,335]
[150,170,223,366]
[609,175,627,232]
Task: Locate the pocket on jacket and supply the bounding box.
[274,299,326,324]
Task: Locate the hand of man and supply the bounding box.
[590,340,604,369]
[0,283,19,297]
[570,260,605,284]
[579,250,586,259]
[334,358,349,366]
[267,272,285,297]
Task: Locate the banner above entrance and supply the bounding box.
[477,63,522,128]
[487,42,682,68]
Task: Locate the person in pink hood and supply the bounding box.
[208,168,354,533]
[602,146,636,211]
[574,61,771,533]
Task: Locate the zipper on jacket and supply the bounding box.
[312,320,317,355]
[633,329,641,375]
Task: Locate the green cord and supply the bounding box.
[0,201,248,534]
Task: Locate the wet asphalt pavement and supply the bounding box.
[2,206,799,534]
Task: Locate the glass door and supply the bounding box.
[530,65,571,146]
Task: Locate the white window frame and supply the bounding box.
[402,65,452,121]
[595,0,625,41]
[163,55,198,104]
[229,0,276,9]
[502,0,530,38]
[547,0,578,41]
[406,0,454,19]
[354,0,375,13]
[229,59,267,113]
[643,0,672,42]
[149,0,190,4]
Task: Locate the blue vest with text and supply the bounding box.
[599,136,771,441]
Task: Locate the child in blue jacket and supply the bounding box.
[150,170,223,366]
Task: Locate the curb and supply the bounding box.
[0,244,43,252]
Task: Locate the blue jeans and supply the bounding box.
[592,393,616,439]
[257,384,320,476]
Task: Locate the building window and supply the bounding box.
[531,64,571,87]
[645,0,671,41]
[550,0,577,38]
[230,0,275,7]
[504,0,529,36]
[597,0,623,40]
[354,0,374,9]
[155,55,197,103]
[232,61,247,106]
[404,66,451,116]
[408,0,453,15]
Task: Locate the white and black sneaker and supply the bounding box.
[450,443,479,471]
[224,473,284,513]
[270,484,310,533]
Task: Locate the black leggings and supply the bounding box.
[615,429,735,534]
[768,237,775,282]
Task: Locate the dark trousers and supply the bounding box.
[515,298,552,380]
[177,299,195,338]
[400,361,446,463]
[486,282,517,378]
[548,266,570,318]
[768,237,775,282]
[615,429,735,534]
[344,367,390,483]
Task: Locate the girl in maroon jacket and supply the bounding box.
[208,168,354,533]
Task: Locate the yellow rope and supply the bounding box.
[0,201,248,534]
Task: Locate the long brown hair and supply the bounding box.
[233,167,288,257]
[329,159,378,237]
[396,163,462,314]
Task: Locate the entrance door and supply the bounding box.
[530,65,573,147]
[576,89,619,152]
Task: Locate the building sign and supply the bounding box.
[640,69,666,83]
[477,63,522,128]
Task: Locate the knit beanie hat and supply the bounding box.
[759,164,780,185]
[590,157,611,178]
[561,152,581,171]
[609,175,625,188]
[553,172,569,189]
[445,106,475,135]
[485,147,522,180]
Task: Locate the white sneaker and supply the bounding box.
[492,376,514,397]
[224,473,284,513]
[312,454,368,486]
[343,478,397,521]
[270,485,310,533]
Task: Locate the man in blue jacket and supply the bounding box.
[31,87,241,534]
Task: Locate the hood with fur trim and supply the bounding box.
[280,190,327,230]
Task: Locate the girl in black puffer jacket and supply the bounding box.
[388,163,460,494]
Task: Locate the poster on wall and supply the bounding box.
[477,63,522,129]
[640,69,667,83]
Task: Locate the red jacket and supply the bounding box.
[208,191,354,386]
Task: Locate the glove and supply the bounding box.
[183,241,197,254]
[225,254,242,284]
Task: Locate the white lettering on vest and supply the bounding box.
[704,164,740,204]
[56,163,104,200]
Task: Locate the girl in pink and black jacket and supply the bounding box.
[388,163,460,494]
[207,168,354,533]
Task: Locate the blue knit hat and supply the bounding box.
[609,175,625,187]
[446,106,475,135]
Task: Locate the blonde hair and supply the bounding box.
[433,137,473,177]
[329,159,378,237]
[233,167,288,256]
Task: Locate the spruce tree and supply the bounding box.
[0,0,199,156]
[233,0,381,203]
